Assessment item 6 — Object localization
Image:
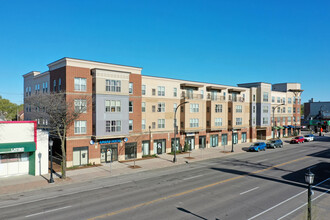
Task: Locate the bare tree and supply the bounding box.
[26,92,89,179]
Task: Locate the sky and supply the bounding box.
[0,0,329,105]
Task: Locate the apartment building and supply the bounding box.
[23,58,302,167]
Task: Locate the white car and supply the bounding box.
[304,134,314,142]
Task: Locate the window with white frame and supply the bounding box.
[142,85,146,95]
[74,121,86,134]
[201,90,204,99]
[215,104,222,113]
[236,105,243,113]
[140,119,145,130]
[283,107,286,113]
[288,117,291,123]
[288,98,292,104]
[74,99,87,113]
[263,106,268,113]
[106,79,121,92]
[277,97,281,103]
[129,101,133,113]
[105,100,121,112]
[283,97,286,104]
[158,119,165,128]
[129,83,133,94]
[283,117,286,123]
[263,92,269,102]
[190,118,199,128]
[253,106,256,113]
[215,118,222,126]
[293,107,296,113]
[74,78,86,91]
[173,88,177,97]
[272,96,275,103]
[277,107,281,113]
[106,120,121,132]
[157,102,165,112]
[173,103,177,112]
[158,86,165,96]
[263,117,268,124]
[253,94,256,102]
[236,118,242,125]
[277,117,281,123]
[293,116,296,122]
[190,103,199,113]
[142,102,146,112]
[253,117,256,124]
[297,107,300,113]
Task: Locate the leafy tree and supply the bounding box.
[0,95,23,120]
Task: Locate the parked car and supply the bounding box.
[290,136,305,144]
[248,142,266,152]
[267,139,283,148]
[304,134,315,142]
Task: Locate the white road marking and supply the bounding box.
[278,188,330,220]
[0,181,132,209]
[240,187,259,195]
[183,174,204,181]
[256,159,268,163]
[25,206,71,218]
[248,177,330,220]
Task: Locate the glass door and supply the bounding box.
[142,141,150,156]
[221,134,228,146]
[233,133,238,144]
[199,136,206,148]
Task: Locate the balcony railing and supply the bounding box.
[207,94,226,101]
[228,95,244,102]
[181,92,203,100]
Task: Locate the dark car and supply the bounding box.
[248,142,266,152]
[290,136,305,144]
[267,139,283,148]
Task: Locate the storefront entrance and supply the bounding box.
[221,134,228,146]
[154,139,166,154]
[0,153,30,177]
[171,138,180,152]
[210,134,218,147]
[185,136,195,151]
[242,132,247,143]
[73,146,88,166]
[232,133,238,144]
[100,144,118,163]
[199,136,206,148]
[125,142,137,160]
[142,141,150,156]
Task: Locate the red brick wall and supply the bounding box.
[129,73,142,133]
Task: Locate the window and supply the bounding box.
[297,108,300,113]
[152,122,156,129]
[253,117,256,124]
[277,107,281,113]
[74,121,87,134]
[293,117,296,122]
[74,78,86,91]
[228,120,231,126]
[152,89,156,96]
[215,104,222,113]
[129,83,133,94]
[263,106,268,113]
[173,103,177,112]
[142,119,146,130]
[53,80,56,92]
[288,107,292,113]
[142,102,146,112]
[211,91,217,100]
[215,118,222,126]
[58,78,61,91]
[105,79,121,92]
[152,105,156,112]
[293,107,296,113]
[263,117,268,124]
[277,117,281,123]
[201,90,204,99]
[129,120,133,131]
[236,118,242,125]
[263,92,268,102]
[190,118,199,128]
[105,100,121,112]
[157,103,165,112]
[283,107,286,113]
[283,98,286,104]
[288,98,292,104]
[253,106,256,113]
[173,88,177,97]
[129,101,133,113]
[283,117,286,123]
[142,85,146,95]
[288,117,291,123]
[236,105,242,113]
[272,96,275,103]
[158,86,165,96]
[277,97,281,103]
[253,94,256,102]
[74,99,87,113]
[29,87,31,96]
[224,92,226,100]
[42,83,45,93]
[106,120,121,132]
[158,119,165,128]
[190,103,199,113]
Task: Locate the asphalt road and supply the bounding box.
[0,134,329,220]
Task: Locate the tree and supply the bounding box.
[26,92,89,179]
[0,96,23,121]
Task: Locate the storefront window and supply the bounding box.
[125,142,137,159]
[210,135,218,147]
[154,139,166,154]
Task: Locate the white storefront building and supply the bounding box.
[0,121,48,177]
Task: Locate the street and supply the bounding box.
[0,135,329,220]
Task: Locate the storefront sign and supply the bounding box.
[186,133,195,137]
[99,139,123,144]
[10,147,24,152]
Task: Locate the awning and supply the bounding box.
[283,126,289,128]
[288,125,294,128]
[278,126,285,129]
[272,126,280,130]
[0,142,36,154]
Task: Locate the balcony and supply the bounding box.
[228,95,244,102]
[207,93,225,101]
[181,92,203,100]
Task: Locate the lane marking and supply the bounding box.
[25,206,71,218]
[240,187,259,195]
[89,156,309,220]
[0,181,132,209]
[248,177,330,220]
[278,188,330,220]
[256,159,268,163]
[183,174,204,181]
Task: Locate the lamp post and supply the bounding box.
[272,103,285,139]
[148,125,151,155]
[231,129,235,152]
[49,139,54,183]
[173,101,189,163]
[305,169,314,220]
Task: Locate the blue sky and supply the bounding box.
[0,0,329,104]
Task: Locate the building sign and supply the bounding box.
[186,133,195,137]
[99,139,123,144]
[10,148,24,153]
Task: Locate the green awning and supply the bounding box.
[278,126,285,129]
[272,126,279,130]
[0,142,36,154]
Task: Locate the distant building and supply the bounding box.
[304,98,330,120]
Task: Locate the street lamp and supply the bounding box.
[49,139,54,183]
[305,169,314,220]
[173,101,189,163]
[231,129,235,152]
[148,125,151,155]
[272,104,285,139]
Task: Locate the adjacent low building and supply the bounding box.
[23,57,302,167]
[0,121,48,177]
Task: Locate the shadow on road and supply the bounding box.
[177,207,208,220]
